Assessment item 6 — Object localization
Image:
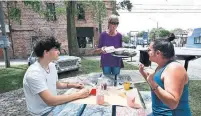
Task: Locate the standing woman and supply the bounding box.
[95,14,123,76]
[139,33,191,116]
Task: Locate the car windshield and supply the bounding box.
[59,49,68,56]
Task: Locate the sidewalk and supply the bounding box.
[0,59,27,66]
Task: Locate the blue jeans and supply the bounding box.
[102,66,120,75]
[42,103,85,116]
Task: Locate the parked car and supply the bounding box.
[122,43,136,49]
[27,49,81,73]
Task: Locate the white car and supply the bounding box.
[27,50,81,73]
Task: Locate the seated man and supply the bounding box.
[23,36,89,116]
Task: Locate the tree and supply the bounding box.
[122,34,130,43]
[90,1,107,33]
[171,28,183,35]
[149,27,170,40]
[149,28,157,40]
[137,31,145,37]
[66,1,80,56]
[116,0,133,11]
[158,28,170,37]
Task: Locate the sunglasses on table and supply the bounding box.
[109,22,119,25]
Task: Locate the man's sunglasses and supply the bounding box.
[109,22,119,25]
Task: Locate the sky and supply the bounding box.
[116,0,201,34]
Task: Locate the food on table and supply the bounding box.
[119,92,126,98]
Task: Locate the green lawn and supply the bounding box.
[0,65,28,93]
[0,59,200,115]
[0,58,138,93]
[80,58,138,74]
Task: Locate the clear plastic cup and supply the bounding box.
[96,89,104,105]
[124,81,131,90]
[96,94,104,105]
[126,91,136,107]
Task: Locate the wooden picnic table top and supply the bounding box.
[62,75,147,116]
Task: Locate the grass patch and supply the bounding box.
[80,59,102,74]
[189,80,201,116]
[80,58,138,73]
[0,65,28,93]
[59,58,138,78]
[135,82,150,91]
[134,81,201,116]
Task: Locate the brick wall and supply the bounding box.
[1,1,113,58]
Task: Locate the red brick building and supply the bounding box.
[0,1,114,59]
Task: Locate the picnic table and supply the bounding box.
[59,75,147,116]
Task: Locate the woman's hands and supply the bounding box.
[147,72,155,85]
[139,64,145,74]
[139,63,155,83]
[139,64,149,80]
[93,48,107,54]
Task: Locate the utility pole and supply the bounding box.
[156,21,159,39]
[149,18,159,40]
[0,2,10,68]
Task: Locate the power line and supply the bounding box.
[132,4,201,7]
[119,11,201,13]
[132,9,201,11]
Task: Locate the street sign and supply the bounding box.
[143,32,148,40]
[0,36,10,48]
[0,24,10,33]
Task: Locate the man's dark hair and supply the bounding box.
[152,33,175,59]
[34,36,61,57]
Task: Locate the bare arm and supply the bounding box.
[39,89,89,106]
[148,63,186,109]
[56,82,84,89]
[93,48,103,54]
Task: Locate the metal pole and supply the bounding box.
[156,21,159,39]
[0,2,10,67]
[157,21,158,29]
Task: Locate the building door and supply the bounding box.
[76,27,94,48]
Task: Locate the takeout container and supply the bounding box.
[102,46,115,53]
[114,48,125,55]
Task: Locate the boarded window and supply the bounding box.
[77,4,85,20]
[46,3,56,21]
[76,27,94,48]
